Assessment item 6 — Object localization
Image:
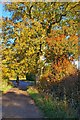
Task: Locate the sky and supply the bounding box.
[0,3,3,18]
[0,2,11,18]
[0,2,10,34]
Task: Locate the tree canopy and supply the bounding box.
[2,2,79,81]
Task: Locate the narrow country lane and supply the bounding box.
[2,81,43,119]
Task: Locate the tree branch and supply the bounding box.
[70,3,80,10]
[29,5,33,19]
[46,13,66,35]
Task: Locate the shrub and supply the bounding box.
[27,87,78,118]
[26,72,36,81]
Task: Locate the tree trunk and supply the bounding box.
[16,75,19,86]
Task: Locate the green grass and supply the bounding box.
[27,87,78,118]
[0,81,13,93]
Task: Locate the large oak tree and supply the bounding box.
[2,2,79,84]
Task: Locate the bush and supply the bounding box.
[26,73,36,81]
[27,87,78,118]
[1,79,13,93]
[39,62,79,110]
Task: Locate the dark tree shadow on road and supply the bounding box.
[8,80,34,91]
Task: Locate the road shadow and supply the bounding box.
[9,80,34,91]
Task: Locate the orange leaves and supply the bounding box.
[51,56,76,82]
[55,36,61,41]
[46,30,78,61]
[60,34,65,39]
[46,37,52,46]
[46,31,78,47]
[56,34,65,41]
[69,34,78,44]
[46,33,66,48]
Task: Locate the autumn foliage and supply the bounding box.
[39,31,78,108]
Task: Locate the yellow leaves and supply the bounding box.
[69,20,75,25]
[28,48,34,55]
[69,34,78,44]
[66,2,80,11]
[62,26,68,31]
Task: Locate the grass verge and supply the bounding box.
[27,86,78,118]
[0,81,13,93]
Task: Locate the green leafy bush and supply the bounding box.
[26,73,36,81]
